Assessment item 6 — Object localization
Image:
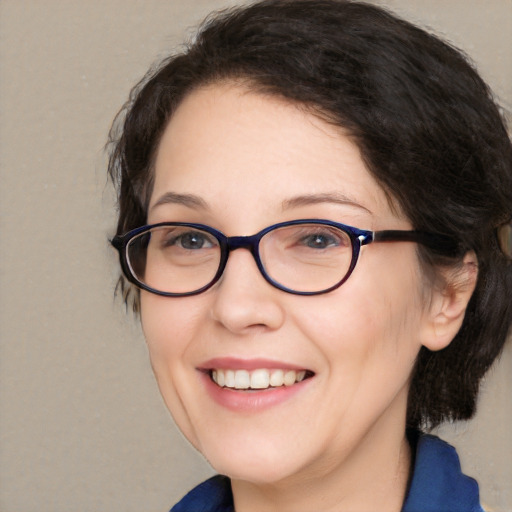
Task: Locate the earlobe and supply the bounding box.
[421,251,478,352]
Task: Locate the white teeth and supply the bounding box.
[216,369,225,387]
[269,369,284,387]
[283,370,296,386]
[234,370,250,389]
[211,368,309,390]
[225,370,235,388]
[251,369,270,389]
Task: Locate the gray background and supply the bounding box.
[0,1,510,511]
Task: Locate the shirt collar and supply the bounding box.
[402,432,483,512]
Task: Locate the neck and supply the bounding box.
[231,396,412,512]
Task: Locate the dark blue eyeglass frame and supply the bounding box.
[111,219,460,297]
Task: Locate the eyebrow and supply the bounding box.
[150,191,371,215]
[150,192,210,212]
[282,193,372,214]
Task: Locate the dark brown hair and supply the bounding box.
[108,0,512,428]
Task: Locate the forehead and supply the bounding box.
[151,83,401,228]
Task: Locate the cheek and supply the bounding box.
[299,248,426,391]
[139,293,207,443]
[306,268,423,346]
[356,245,426,343]
[140,292,204,354]
[139,293,185,395]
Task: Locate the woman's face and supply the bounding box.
[141,83,432,485]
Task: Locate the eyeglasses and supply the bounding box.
[111,219,459,296]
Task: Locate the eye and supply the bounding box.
[296,227,349,250]
[300,233,340,249]
[165,230,216,250]
[270,224,352,253]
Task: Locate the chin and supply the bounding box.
[199,437,306,484]
[213,459,295,485]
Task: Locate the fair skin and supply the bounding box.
[140,83,476,512]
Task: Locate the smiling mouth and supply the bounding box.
[209,368,314,390]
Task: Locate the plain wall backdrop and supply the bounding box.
[0,1,511,511]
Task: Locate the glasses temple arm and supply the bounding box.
[373,230,462,256]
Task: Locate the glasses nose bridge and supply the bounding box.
[225,234,261,257]
[222,233,264,277]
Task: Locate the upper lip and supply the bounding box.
[198,357,311,372]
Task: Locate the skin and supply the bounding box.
[140,83,476,512]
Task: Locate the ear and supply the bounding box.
[421,251,478,352]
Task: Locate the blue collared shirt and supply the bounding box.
[171,433,483,512]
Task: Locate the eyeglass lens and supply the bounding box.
[126,224,354,294]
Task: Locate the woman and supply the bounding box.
[108,1,512,510]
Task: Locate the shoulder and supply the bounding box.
[170,475,234,512]
[402,432,484,512]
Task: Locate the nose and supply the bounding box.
[210,247,285,334]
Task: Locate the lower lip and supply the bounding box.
[200,371,311,412]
